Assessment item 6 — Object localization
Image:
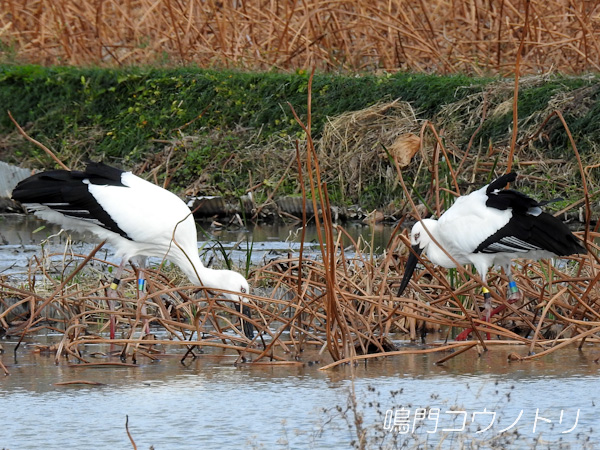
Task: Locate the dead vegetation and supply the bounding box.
[318,100,421,204]
[2,0,600,75]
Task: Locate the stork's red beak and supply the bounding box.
[398,244,423,296]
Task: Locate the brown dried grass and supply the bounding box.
[318,100,420,203]
[2,0,600,74]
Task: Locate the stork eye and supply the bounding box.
[241,287,247,293]
[414,232,420,240]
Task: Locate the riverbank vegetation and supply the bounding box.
[3,1,600,214]
[1,65,599,215]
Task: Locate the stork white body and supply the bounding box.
[409,189,555,277]
[12,162,252,337]
[397,172,586,338]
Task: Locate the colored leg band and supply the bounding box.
[482,287,490,294]
[110,278,120,290]
[138,279,146,292]
[509,281,518,293]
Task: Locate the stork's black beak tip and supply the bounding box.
[240,303,255,339]
[397,245,423,296]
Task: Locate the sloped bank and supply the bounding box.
[0,66,598,221]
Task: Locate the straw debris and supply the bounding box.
[318,100,421,203]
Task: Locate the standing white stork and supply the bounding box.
[397,172,587,339]
[11,161,254,339]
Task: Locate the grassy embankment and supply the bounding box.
[0,65,598,217]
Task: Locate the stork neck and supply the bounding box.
[421,219,454,268]
[184,255,214,287]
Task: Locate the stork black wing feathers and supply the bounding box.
[485,172,543,214]
[12,163,132,240]
[84,161,127,186]
[475,211,586,256]
[478,172,585,256]
[485,172,517,195]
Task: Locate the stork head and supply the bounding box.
[397,220,435,296]
[218,270,250,303]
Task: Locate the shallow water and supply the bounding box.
[1,214,599,449]
[1,334,599,449]
[0,214,393,277]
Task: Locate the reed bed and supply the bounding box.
[2,0,600,75]
[1,210,598,368]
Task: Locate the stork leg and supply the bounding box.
[482,286,493,323]
[107,259,127,339]
[481,286,492,340]
[135,257,150,335]
[456,284,493,341]
[456,266,522,341]
[505,266,522,303]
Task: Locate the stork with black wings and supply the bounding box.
[397,172,586,339]
[12,162,254,340]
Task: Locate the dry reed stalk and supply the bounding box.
[506,0,530,173]
[7,111,69,170]
[125,415,137,450]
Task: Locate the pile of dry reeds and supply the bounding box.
[2,0,600,75]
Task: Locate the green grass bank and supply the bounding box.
[0,65,598,215]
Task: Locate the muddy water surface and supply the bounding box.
[1,335,598,449]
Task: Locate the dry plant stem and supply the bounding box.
[519,326,600,361]
[553,110,595,260]
[507,0,531,173]
[125,415,137,450]
[456,92,489,175]
[288,68,349,362]
[295,143,308,298]
[54,380,105,386]
[424,121,460,195]
[7,111,70,170]
[528,286,568,355]
[434,342,478,365]
[0,358,9,376]
[320,341,484,370]
[292,142,308,351]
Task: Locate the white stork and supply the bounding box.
[397,172,587,339]
[12,162,254,339]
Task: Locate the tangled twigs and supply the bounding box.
[0,225,598,366]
